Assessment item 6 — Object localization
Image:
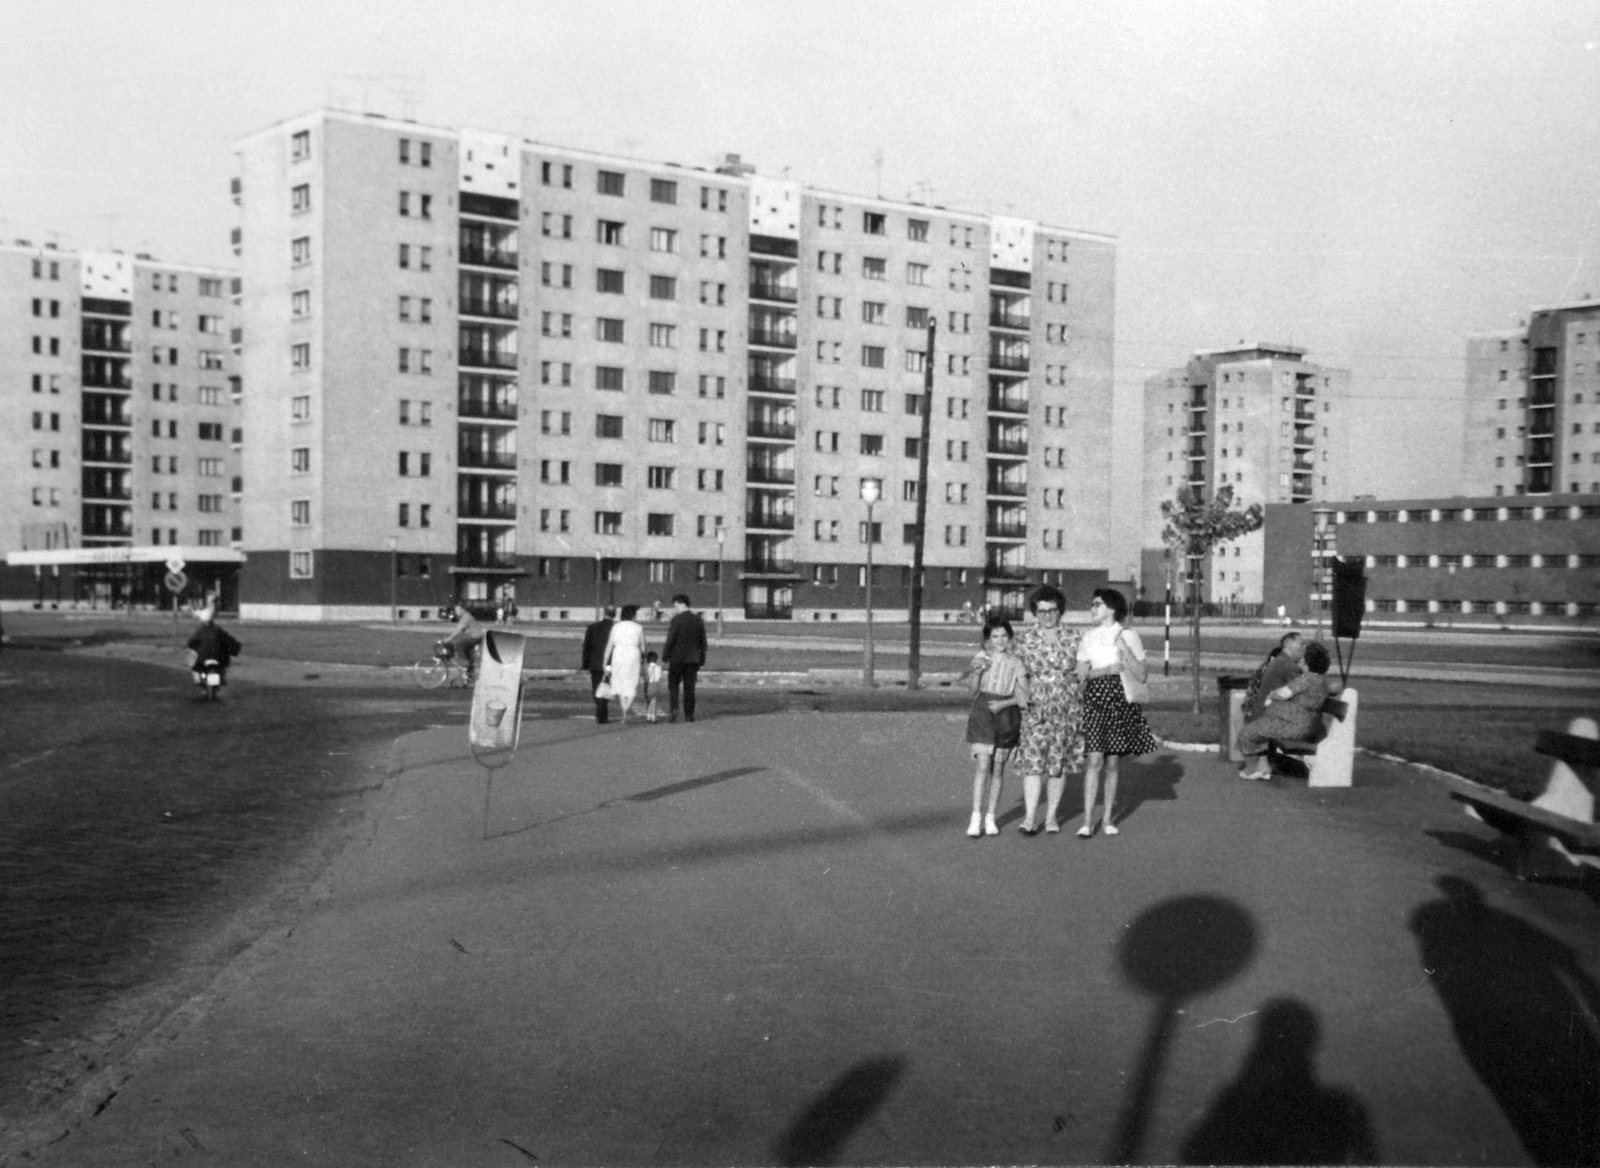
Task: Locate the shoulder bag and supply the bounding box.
[1117,632,1149,705]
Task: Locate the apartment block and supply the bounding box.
[1463,299,1600,498]
[234,110,1116,621]
[0,242,242,609]
[1139,345,1351,605]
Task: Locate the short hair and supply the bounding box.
[603,606,617,618]
[1278,631,1304,652]
[645,650,659,662]
[981,615,1015,644]
[620,604,639,621]
[1303,641,1332,674]
[1092,587,1128,623]
[1028,584,1067,615]
[671,593,691,607]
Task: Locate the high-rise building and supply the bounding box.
[1139,345,1351,605]
[233,109,1116,622]
[0,242,242,609]
[1463,299,1600,498]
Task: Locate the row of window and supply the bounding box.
[1340,505,1600,523]
[148,493,226,512]
[145,457,227,476]
[146,420,231,441]
[1370,599,1599,616]
[1365,554,1600,568]
[531,557,728,584]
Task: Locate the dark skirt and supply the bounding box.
[966,694,1022,752]
[1081,675,1158,756]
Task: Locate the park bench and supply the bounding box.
[1264,694,1356,788]
[1437,718,1600,880]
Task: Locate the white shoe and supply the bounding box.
[983,815,999,836]
[967,814,983,838]
[1104,822,1121,836]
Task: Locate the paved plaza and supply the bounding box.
[25,703,1600,1166]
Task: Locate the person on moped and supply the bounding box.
[439,604,485,682]
[187,604,242,689]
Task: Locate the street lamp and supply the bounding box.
[715,523,726,641]
[593,550,601,619]
[861,477,880,687]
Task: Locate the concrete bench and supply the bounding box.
[1439,717,1600,880]
[1264,691,1358,788]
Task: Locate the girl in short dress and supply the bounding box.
[962,616,1029,838]
[1075,587,1157,837]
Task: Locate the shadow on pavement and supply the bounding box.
[622,766,767,803]
[1424,827,1518,878]
[773,1055,906,1167]
[1409,875,1600,1167]
[1107,895,1258,1165]
[1179,997,1378,1165]
[1116,754,1184,824]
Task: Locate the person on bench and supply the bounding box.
[1236,641,1340,781]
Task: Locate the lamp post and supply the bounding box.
[861,478,880,687]
[388,536,398,623]
[715,523,726,641]
[593,550,601,619]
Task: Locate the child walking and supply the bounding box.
[644,651,663,723]
[962,616,1028,838]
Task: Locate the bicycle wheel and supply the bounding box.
[414,658,449,689]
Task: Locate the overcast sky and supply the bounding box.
[4,0,1596,569]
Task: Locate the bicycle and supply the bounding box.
[414,641,477,689]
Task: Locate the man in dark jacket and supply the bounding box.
[661,594,708,722]
[186,605,242,687]
[581,607,615,723]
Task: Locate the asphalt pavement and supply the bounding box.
[25,706,1600,1166]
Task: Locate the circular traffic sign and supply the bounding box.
[164,570,188,594]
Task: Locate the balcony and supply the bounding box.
[459,244,518,270]
[984,562,1029,580]
[748,374,797,396]
[454,551,521,570]
[990,312,1031,331]
[749,327,797,349]
[458,500,517,520]
[82,484,132,501]
[743,556,797,575]
[82,520,133,539]
[460,348,517,370]
[987,522,1027,540]
[746,463,796,485]
[82,402,132,426]
[749,282,798,304]
[458,448,517,470]
[459,397,519,421]
[1294,408,1316,423]
[1188,441,1206,457]
[986,479,1027,497]
[459,297,518,321]
[746,417,796,440]
[745,511,795,531]
[988,388,1029,413]
[82,436,131,464]
[988,438,1029,457]
[989,352,1029,372]
[81,329,130,353]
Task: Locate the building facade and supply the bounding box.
[1262,495,1600,621]
[1463,299,1600,499]
[233,109,1117,621]
[0,242,242,609]
[1139,345,1351,606]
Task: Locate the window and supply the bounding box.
[597,169,625,196]
[288,236,311,266]
[597,268,625,294]
[860,434,884,456]
[291,394,311,421]
[907,218,928,241]
[648,370,676,395]
[649,323,676,347]
[862,301,886,324]
[862,257,886,280]
[290,499,311,526]
[398,191,411,217]
[863,211,886,235]
[596,414,624,438]
[597,220,624,245]
[595,462,623,487]
[595,511,623,535]
[861,389,884,412]
[646,513,675,537]
[861,345,885,368]
[292,343,311,370]
[648,418,676,443]
[291,129,310,161]
[905,350,926,373]
[906,262,928,285]
[595,366,624,391]
[291,184,310,213]
[649,275,676,300]
[597,317,625,343]
[647,466,675,489]
[198,422,224,441]
[650,178,677,204]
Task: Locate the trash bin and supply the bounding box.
[1217,675,1252,763]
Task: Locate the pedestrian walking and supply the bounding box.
[1014,585,1085,835]
[961,615,1028,838]
[1076,587,1157,837]
[1237,641,1339,780]
[661,594,708,722]
[581,607,616,724]
[603,605,647,724]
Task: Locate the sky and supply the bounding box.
[3,0,1597,576]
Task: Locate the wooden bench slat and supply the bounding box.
[1437,774,1600,851]
[1535,730,1600,769]
[1323,698,1348,721]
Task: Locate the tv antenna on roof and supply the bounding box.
[873,148,884,198]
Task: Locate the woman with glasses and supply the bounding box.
[1013,584,1085,834]
[1075,588,1157,837]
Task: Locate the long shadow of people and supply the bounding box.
[1180,998,1378,1165]
[1115,753,1183,824]
[1410,875,1600,1166]
[773,1055,905,1167]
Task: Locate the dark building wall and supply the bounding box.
[1262,504,1315,618]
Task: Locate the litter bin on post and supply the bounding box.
[1217,675,1252,762]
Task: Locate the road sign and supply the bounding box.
[164,570,188,594]
[165,556,186,573]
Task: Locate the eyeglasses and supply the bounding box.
[1035,605,1060,615]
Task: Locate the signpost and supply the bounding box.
[165,566,188,640]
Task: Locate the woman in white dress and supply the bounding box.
[603,604,648,723]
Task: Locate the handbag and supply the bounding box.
[1117,632,1150,705]
[594,676,614,700]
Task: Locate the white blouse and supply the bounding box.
[1078,623,1145,670]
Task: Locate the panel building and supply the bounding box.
[0,242,242,609]
[1463,299,1600,498]
[1139,345,1352,605]
[232,109,1116,621]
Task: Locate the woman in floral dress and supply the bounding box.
[1013,584,1086,834]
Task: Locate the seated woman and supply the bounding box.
[1236,641,1339,780]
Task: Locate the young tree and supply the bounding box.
[1160,485,1265,712]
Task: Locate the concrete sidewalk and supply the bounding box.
[31,710,1600,1165]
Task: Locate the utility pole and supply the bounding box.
[907,320,936,689]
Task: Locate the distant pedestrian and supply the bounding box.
[186,604,242,690]
[961,616,1028,838]
[1014,585,1085,835]
[1237,641,1339,780]
[604,605,647,724]
[581,607,616,724]
[662,593,708,722]
[644,652,663,723]
[1243,632,1306,721]
[1076,587,1156,837]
